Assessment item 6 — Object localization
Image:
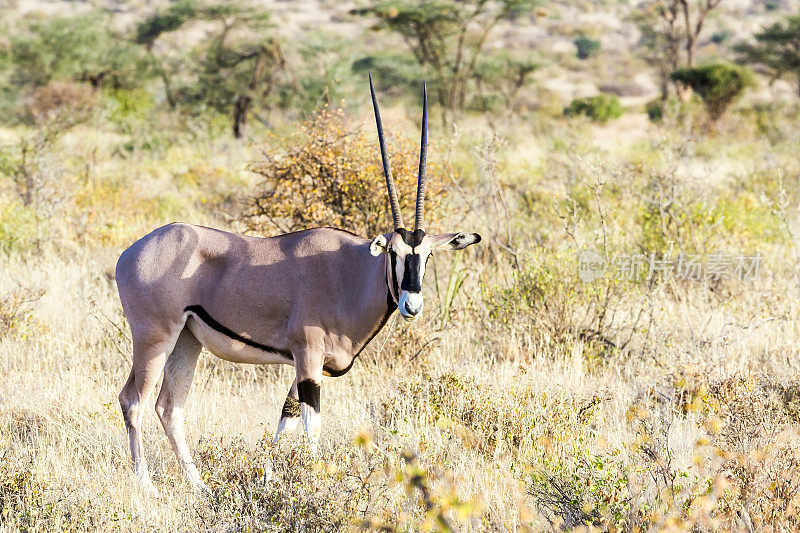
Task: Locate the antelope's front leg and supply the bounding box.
[294,348,323,454]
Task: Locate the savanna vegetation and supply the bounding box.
[1,0,800,531]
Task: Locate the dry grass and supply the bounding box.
[1,74,800,533]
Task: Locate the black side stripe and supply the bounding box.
[184,305,293,360]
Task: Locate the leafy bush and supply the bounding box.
[28,81,97,125]
[195,437,378,530]
[243,106,448,237]
[564,94,623,122]
[670,63,754,121]
[1,13,146,91]
[0,201,41,253]
[636,144,784,257]
[645,98,664,122]
[0,285,44,340]
[529,452,631,529]
[734,16,800,97]
[484,250,638,362]
[574,36,601,59]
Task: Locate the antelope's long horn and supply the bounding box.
[369,72,404,230]
[414,81,428,231]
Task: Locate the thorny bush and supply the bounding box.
[243,107,449,238]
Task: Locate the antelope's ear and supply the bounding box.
[430,232,482,251]
[370,235,388,256]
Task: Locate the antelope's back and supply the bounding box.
[115,223,372,330]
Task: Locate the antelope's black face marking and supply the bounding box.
[396,228,426,247]
[401,253,422,292]
[385,229,431,320]
[374,229,482,321]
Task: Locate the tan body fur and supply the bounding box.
[116,223,394,495]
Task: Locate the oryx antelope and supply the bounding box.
[115,75,481,496]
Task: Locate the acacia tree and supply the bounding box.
[351,0,535,118]
[3,12,145,91]
[734,16,800,97]
[633,0,724,100]
[194,6,285,138]
[134,0,198,108]
[134,0,285,138]
[671,62,753,121]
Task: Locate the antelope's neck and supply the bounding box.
[351,248,397,353]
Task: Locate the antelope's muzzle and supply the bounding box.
[399,291,423,320]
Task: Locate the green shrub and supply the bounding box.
[645,98,664,122]
[3,13,146,91]
[564,94,623,122]
[105,87,155,125]
[0,201,40,253]
[670,63,754,121]
[529,451,632,529]
[710,30,731,44]
[468,93,505,112]
[574,36,601,59]
[484,250,634,363]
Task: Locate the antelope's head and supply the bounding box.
[367,74,481,321]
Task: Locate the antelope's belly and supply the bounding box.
[185,314,293,366]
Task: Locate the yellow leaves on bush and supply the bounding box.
[243,106,449,238]
[0,285,45,341]
[0,458,42,522]
[28,81,97,126]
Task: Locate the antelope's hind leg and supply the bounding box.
[273,378,301,445]
[155,327,208,493]
[119,328,178,498]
